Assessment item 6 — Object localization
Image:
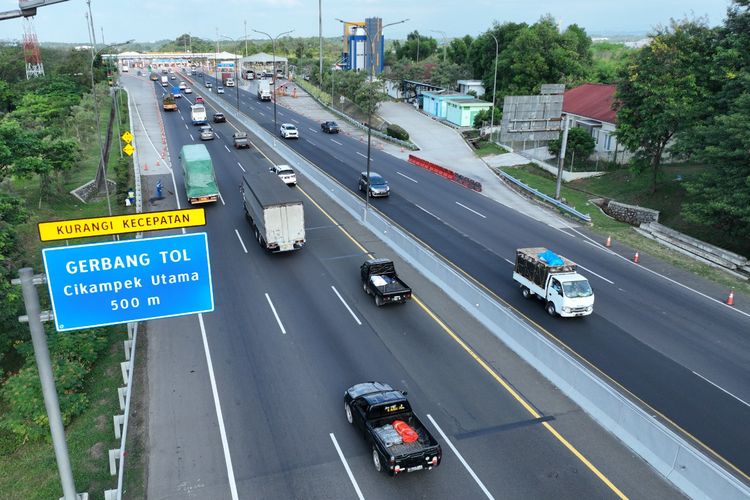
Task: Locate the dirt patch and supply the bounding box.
[89,441,106,461]
[95,414,108,432]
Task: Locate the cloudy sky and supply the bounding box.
[0,0,734,44]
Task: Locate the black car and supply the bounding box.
[213,112,226,123]
[321,121,340,133]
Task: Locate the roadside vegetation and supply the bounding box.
[0,43,132,497]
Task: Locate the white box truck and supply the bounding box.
[241,172,305,252]
[160,75,168,87]
[190,104,207,125]
[257,79,271,101]
[513,248,594,317]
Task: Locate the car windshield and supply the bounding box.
[368,174,386,186]
[562,280,593,298]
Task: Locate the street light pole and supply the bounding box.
[489,33,499,143]
[253,29,293,146]
[430,30,448,63]
[220,35,243,113]
[336,18,408,221]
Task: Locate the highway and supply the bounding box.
[141,75,680,499]
[191,72,750,479]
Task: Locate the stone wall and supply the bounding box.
[603,200,659,225]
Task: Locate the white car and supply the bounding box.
[184,87,193,94]
[270,164,297,186]
[217,86,225,94]
[179,82,187,90]
[280,123,298,139]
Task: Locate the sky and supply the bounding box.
[0,0,735,44]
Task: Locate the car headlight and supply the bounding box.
[562,306,571,313]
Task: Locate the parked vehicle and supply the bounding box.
[280,123,298,139]
[241,172,305,252]
[269,164,296,186]
[257,79,272,100]
[162,94,177,111]
[361,258,412,307]
[199,125,215,141]
[180,144,218,204]
[344,382,441,476]
[358,172,390,197]
[213,112,226,123]
[321,121,340,134]
[233,132,250,149]
[513,248,594,317]
[190,104,207,125]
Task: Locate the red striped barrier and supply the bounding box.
[407,155,482,192]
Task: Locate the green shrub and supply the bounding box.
[114,156,131,201]
[386,124,409,141]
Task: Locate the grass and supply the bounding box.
[499,164,750,296]
[0,330,127,499]
[473,140,509,157]
[0,87,140,498]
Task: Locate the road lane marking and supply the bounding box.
[237,161,246,172]
[356,152,372,161]
[258,111,265,116]
[297,187,368,254]
[503,257,514,265]
[576,264,614,284]
[396,172,418,183]
[185,124,189,130]
[331,139,343,146]
[329,433,365,500]
[304,138,315,145]
[234,229,248,253]
[693,371,750,408]
[331,286,361,325]
[413,296,627,499]
[291,118,299,123]
[427,415,493,499]
[308,127,318,133]
[218,192,225,206]
[189,134,195,141]
[224,144,230,152]
[415,204,440,220]
[265,293,286,334]
[215,132,220,139]
[198,314,240,500]
[455,201,487,219]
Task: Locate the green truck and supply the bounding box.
[179,144,219,204]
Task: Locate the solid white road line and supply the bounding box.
[329,433,365,500]
[427,414,493,499]
[331,139,343,146]
[234,229,248,253]
[693,371,750,408]
[415,204,440,220]
[331,286,362,325]
[455,201,487,219]
[576,264,614,284]
[265,293,287,334]
[396,172,418,183]
[503,257,514,265]
[224,144,230,152]
[198,314,240,500]
[237,161,246,172]
[218,192,225,206]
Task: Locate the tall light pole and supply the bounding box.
[244,20,248,57]
[220,35,243,112]
[489,33,499,143]
[90,40,132,216]
[318,0,323,84]
[253,29,294,146]
[336,18,408,221]
[430,29,447,63]
[215,28,220,87]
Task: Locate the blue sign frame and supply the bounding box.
[43,233,214,332]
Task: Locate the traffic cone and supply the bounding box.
[606,235,612,248]
[633,251,640,263]
[144,162,149,171]
[727,289,735,306]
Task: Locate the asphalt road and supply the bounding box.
[144,78,680,499]
[192,73,750,480]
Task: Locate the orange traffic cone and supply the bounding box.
[144,162,149,171]
[633,251,640,263]
[727,290,735,306]
[606,235,612,248]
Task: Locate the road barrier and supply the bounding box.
[407,155,482,192]
[201,90,750,500]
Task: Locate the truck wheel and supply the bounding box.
[345,403,353,424]
[521,287,532,299]
[363,282,370,295]
[375,295,383,307]
[546,302,557,316]
[372,447,382,472]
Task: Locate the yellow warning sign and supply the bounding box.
[123,143,135,156]
[121,131,134,143]
[38,208,206,241]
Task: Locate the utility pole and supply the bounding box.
[244,20,248,57]
[555,114,570,200]
[318,0,323,84]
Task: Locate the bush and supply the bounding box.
[386,124,409,141]
[114,156,131,201]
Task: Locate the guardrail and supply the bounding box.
[194,87,750,500]
[496,168,592,222]
[408,154,482,192]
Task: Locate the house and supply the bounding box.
[445,98,493,127]
[562,83,630,163]
[421,91,474,119]
[456,80,485,97]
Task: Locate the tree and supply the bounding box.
[354,80,387,117]
[548,127,596,165]
[472,107,501,128]
[395,31,438,61]
[447,35,474,66]
[430,61,472,89]
[615,19,716,192]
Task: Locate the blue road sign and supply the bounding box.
[43,233,214,332]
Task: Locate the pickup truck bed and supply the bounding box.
[361,258,412,306]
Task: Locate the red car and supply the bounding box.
[196,96,204,104]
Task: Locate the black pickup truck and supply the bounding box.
[361,258,412,307]
[344,382,441,476]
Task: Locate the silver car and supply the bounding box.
[199,125,215,141]
[270,164,297,186]
[280,123,299,139]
